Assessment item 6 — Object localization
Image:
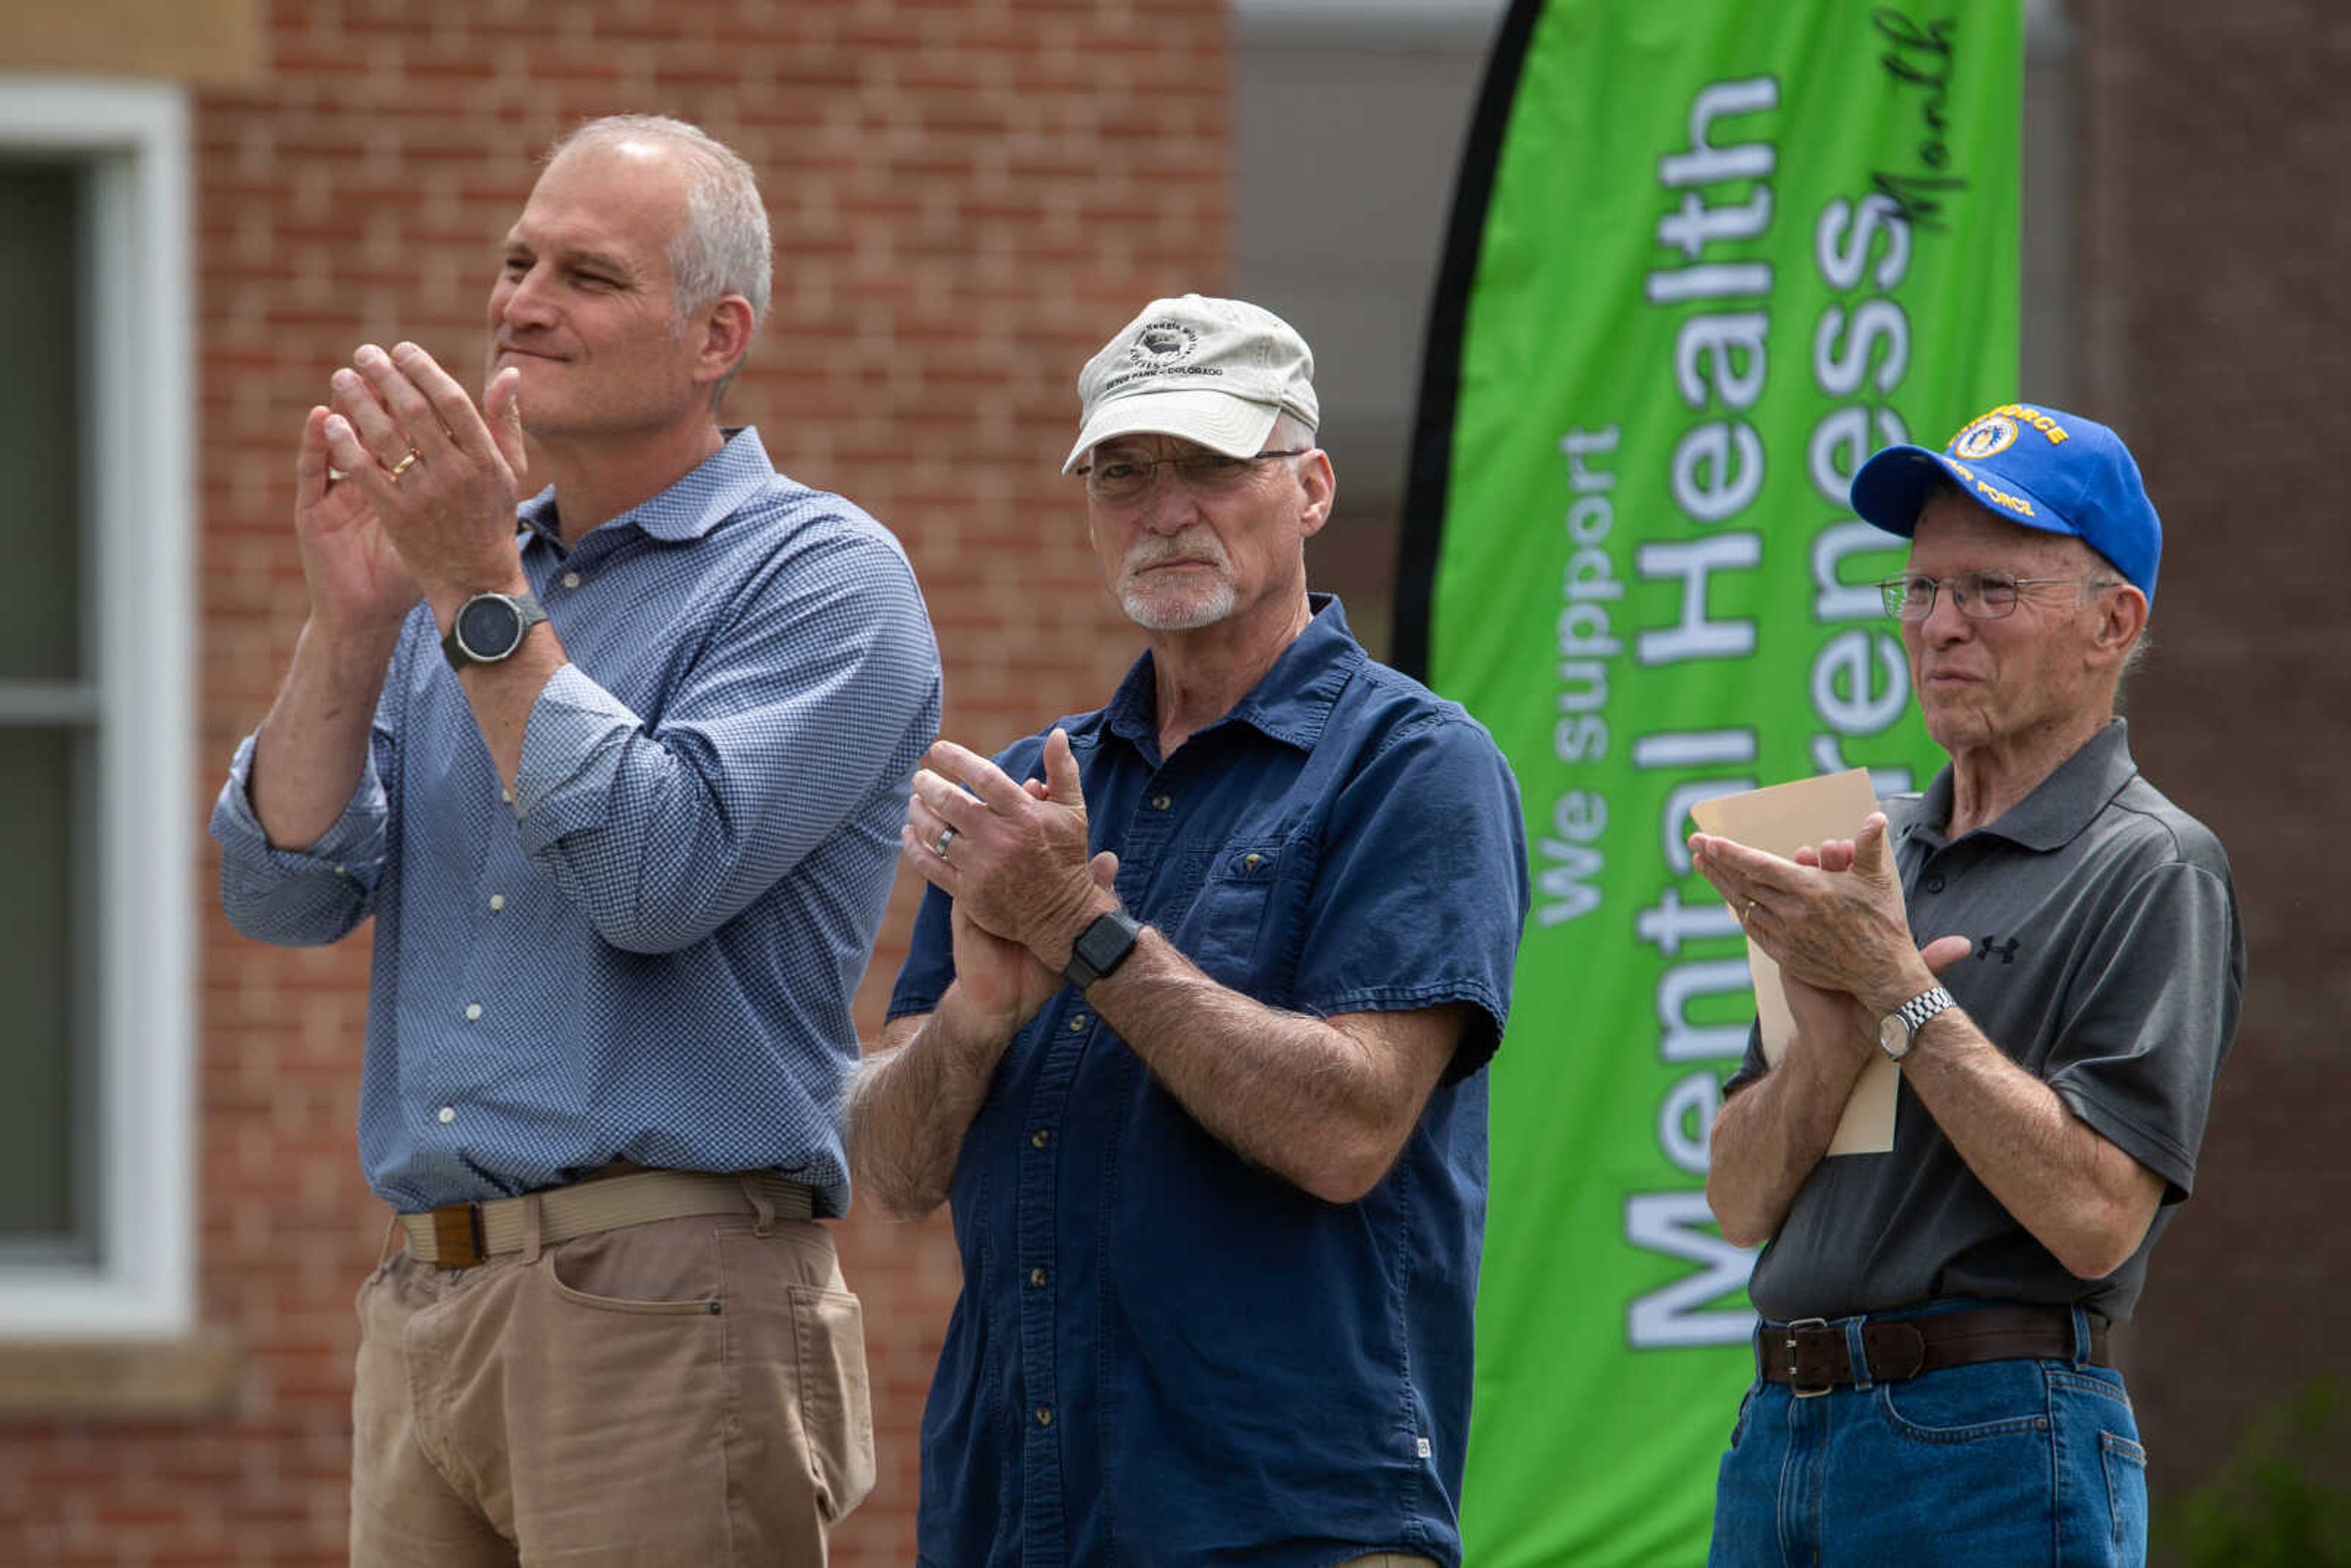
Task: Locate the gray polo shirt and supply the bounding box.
[1730,721,2244,1324]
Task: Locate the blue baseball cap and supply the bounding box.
[1850,402,2162,603]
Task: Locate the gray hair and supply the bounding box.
[546,115,771,399]
[1270,410,1318,450]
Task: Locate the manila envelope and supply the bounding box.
[1690,768,1894,1155]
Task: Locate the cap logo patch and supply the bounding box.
[1128,321,1199,371]
[1952,415,2019,460]
[1990,402,2071,445]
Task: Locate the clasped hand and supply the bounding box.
[904,730,1121,1028]
[1687,812,1960,1019]
[299,341,530,631]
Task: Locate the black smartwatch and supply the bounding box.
[1063,909,1144,991]
[442,590,549,671]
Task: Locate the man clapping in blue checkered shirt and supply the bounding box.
[211,115,939,1565]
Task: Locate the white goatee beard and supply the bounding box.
[1121,579,1237,630]
[1118,532,1237,630]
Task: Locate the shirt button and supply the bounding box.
[437,1105,456,1124]
[501,786,513,805]
[332,863,349,877]
[561,571,582,590]
[1925,876,1946,893]
[1034,1406,1053,1428]
[1067,1014,1089,1033]
[489,893,506,912]
[1029,1266,1048,1288]
[464,1003,484,1021]
[1030,1130,1050,1149]
[1149,793,1171,811]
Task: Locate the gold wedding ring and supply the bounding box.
[389,449,421,480]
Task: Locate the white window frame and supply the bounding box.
[0,77,195,1337]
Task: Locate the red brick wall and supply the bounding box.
[0,2,1227,1562]
[2071,0,2351,1510]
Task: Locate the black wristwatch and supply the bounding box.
[1063,909,1144,991]
[442,590,549,671]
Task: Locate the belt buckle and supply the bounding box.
[1785,1316,1834,1399]
[429,1201,487,1269]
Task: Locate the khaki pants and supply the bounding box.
[351,1201,874,1566]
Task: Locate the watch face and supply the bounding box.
[455,595,522,660]
[1878,1013,1910,1059]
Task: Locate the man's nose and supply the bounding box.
[1918,583,1974,643]
[1134,467,1202,531]
[496,266,557,327]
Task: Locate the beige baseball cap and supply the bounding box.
[1061,294,1321,474]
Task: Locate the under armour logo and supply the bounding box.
[1973,936,2020,964]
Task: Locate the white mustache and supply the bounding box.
[1123,533,1231,576]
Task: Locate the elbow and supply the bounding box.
[846,1141,948,1222]
[853,1181,942,1225]
[1705,1176,1774,1251]
[1289,1125,1405,1206]
[2054,1217,2150,1283]
[587,903,722,956]
[2050,1186,2156,1281]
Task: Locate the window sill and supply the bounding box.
[0,1328,240,1420]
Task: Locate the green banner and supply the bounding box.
[1395,2,2020,1561]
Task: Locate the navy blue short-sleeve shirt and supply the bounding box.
[888,596,1529,1568]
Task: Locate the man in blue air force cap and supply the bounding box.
[1689,403,2244,1567]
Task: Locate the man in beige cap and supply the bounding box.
[849,295,1531,1567]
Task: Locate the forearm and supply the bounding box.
[847,999,1019,1221]
[1705,1030,1872,1247]
[1900,1010,2163,1279]
[451,625,566,790]
[1084,930,1438,1204]
[249,615,403,849]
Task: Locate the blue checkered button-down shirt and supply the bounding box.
[212,428,941,1215]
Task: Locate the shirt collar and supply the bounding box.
[515,426,786,550]
[1103,594,1365,756]
[1910,719,2140,852]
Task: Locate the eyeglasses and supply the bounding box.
[1878,570,2121,621]
[1072,446,1310,503]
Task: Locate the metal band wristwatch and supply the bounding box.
[1877,985,1955,1062]
[441,590,549,671]
[1063,909,1144,992]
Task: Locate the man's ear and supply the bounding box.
[695,295,757,388]
[1295,448,1335,541]
[2092,582,2149,666]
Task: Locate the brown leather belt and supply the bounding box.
[398,1169,816,1269]
[1761,1305,2109,1396]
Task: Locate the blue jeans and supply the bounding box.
[1708,1306,2148,1568]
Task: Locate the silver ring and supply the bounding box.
[934,826,956,859]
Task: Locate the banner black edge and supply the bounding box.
[1391,0,1547,684]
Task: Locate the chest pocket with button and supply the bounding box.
[1170,837,1310,999]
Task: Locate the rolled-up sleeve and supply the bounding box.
[210,727,392,947]
[513,531,940,955]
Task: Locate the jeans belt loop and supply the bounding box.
[2069,1304,2095,1370]
[1786,1316,1833,1398]
[1843,1317,1875,1393]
